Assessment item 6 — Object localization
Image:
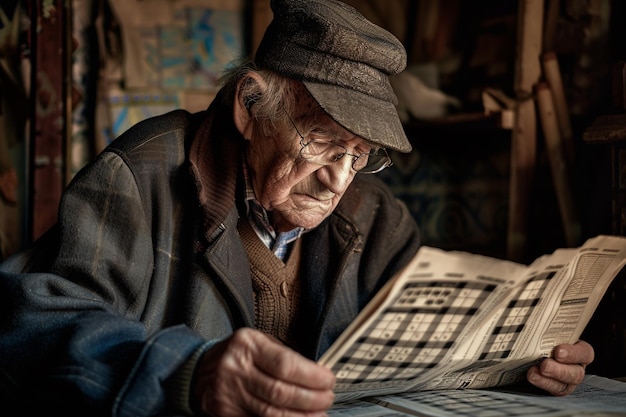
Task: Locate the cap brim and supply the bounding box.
[303,81,412,153]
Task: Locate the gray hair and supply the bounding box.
[219,60,326,137]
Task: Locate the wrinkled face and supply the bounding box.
[245,85,370,232]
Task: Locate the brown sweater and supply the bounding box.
[237,218,303,350]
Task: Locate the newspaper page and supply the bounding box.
[320,235,626,401]
[327,375,626,417]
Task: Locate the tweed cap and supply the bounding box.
[255,0,412,153]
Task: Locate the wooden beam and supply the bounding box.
[536,82,581,246]
[28,0,70,241]
[507,0,544,261]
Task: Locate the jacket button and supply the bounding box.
[280,281,288,297]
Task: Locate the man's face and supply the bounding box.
[246,88,365,232]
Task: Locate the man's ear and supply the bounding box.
[233,73,267,140]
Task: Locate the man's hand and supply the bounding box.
[193,328,336,417]
[527,340,595,396]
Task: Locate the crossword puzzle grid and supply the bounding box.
[389,389,561,417]
[479,271,556,360]
[334,280,497,384]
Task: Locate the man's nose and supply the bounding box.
[317,157,355,194]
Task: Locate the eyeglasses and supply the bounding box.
[285,112,393,174]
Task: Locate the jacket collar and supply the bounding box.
[189,92,245,242]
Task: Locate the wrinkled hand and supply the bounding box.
[193,328,336,417]
[527,340,594,396]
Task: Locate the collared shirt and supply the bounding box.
[242,159,304,261]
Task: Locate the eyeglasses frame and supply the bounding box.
[283,110,393,174]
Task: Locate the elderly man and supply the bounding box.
[0,0,593,416]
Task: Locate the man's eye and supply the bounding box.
[330,151,345,162]
[354,144,375,155]
[352,155,368,170]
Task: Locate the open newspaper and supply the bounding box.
[319,235,626,402]
[328,375,626,417]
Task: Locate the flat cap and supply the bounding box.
[255,0,411,153]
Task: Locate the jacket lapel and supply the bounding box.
[301,215,363,359]
[188,95,255,328]
[199,208,255,328]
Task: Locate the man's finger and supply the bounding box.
[539,358,586,385]
[245,364,335,411]
[527,365,576,396]
[251,331,336,390]
[553,340,594,365]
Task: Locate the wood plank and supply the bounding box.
[29,0,70,241]
[536,82,581,246]
[508,97,537,261]
[507,0,544,261]
[542,52,575,164]
[514,0,544,95]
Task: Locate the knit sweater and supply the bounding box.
[238,217,304,350]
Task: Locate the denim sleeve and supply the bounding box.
[0,150,206,417]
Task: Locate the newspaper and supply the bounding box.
[319,235,626,402]
[328,375,626,416]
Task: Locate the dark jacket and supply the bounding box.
[0,95,421,416]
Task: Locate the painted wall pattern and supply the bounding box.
[102,1,244,141]
[379,131,510,258]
